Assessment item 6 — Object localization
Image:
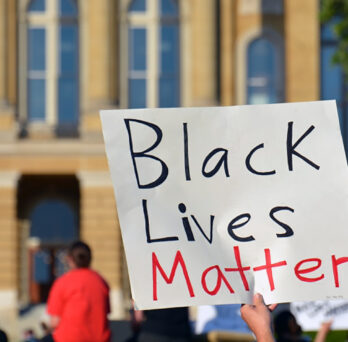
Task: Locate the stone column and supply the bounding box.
[6,0,17,106]
[82,0,118,137]
[78,171,124,319]
[87,0,113,106]
[109,0,119,105]
[284,0,319,102]
[0,0,16,139]
[0,0,6,107]
[220,0,236,106]
[0,171,19,341]
[191,0,217,106]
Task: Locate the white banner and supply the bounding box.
[291,300,348,331]
[100,101,348,310]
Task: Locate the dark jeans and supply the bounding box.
[40,334,54,342]
[138,332,191,342]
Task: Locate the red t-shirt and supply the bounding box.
[47,268,111,342]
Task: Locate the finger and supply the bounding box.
[253,293,265,306]
[268,303,277,312]
[240,303,252,311]
[322,320,333,327]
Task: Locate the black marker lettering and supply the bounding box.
[125,119,169,188]
[287,121,320,171]
[183,123,191,181]
[143,199,178,243]
[245,143,276,176]
[227,213,255,242]
[270,206,295,238]
[190,215,214,244]
[178,203,195,241]
[202,148,230,178]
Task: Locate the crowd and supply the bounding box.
[0,241,335,342]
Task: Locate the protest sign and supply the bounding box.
[100,101,348,310]
[291,300,348,331]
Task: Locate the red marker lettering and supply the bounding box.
[253,248,287,291]
[332,255,348,288]
[294,258,324,282]
[225,246,251,291]
[152,250,195,301]
[201,265,234,295]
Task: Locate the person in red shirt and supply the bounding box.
[42,241,111,342]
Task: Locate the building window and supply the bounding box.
[28,27,46,121]
[28,0,46,12]
[247,37,278,104]
[24,0,79,133]
[321,20,348,154]
[126,0,180,108]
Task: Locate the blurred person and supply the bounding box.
[23,328,39,342]
[274,310,332,342]
[0,329,7,342]
[274,310,306,342]
[40,322,50,337]
[41,241,111,342]
[130,305,192,342]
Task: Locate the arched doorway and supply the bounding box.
[17,175,79,306]
[28,199,78,303]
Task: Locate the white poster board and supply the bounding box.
[100,101,348,310]
[291,300,348,331]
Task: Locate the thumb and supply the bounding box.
[253,293,265,306]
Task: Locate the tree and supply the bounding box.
[320,0,348,76]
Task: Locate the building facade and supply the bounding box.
[0,0,345,339]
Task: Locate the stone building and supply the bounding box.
[0,0,345,339]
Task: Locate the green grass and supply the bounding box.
[305,330,348,342]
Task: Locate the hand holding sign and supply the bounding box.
[101,101,348,309]
[241,294,276,342]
